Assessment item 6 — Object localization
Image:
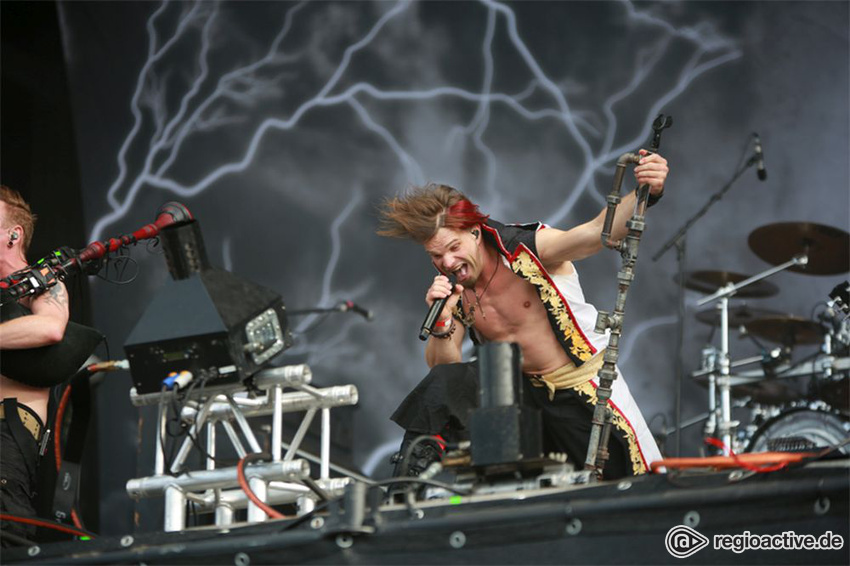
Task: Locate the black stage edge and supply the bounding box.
[5,461,849,565]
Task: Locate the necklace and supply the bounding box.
[462,257,500,325]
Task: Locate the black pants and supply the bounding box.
[391,362,630,479]
[0,400,41,546]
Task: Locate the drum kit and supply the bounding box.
[685,221,850,455]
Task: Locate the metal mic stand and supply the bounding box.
[651,148,759,457]
[585,114,672,478]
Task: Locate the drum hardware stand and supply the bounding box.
[652,134,765,456]
[586,113,672,478]
[127,363,359,531]
[695,255,809,454]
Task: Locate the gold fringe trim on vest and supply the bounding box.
[510,250,594,364]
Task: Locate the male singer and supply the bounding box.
[377,150,668,479]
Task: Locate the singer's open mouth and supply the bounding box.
[453,263,469,283]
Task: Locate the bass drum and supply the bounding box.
[746,408,850,454]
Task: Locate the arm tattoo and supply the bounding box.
[43,283,69,309]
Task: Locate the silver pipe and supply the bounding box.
[182,478,350,513]
[279,441,374,485]
[298,496,316,516]
[170,395,216,474]
[221,420,247,459]
[253,364,313,389]
[718,296,733,454]
[179,386,358,422]
[155,399,167,476]
[697,255,807,307]
[130,382,250,407]
[205,422,216,471]
[214,502,234,526]
[321,408,330,480]
[691,355,764,378]
[298,382,325,399]
[284,409,316,461]
[164,485,186,533]
[272,385,283,461]
[126,460,310,498]
[246,477,268,523]
[226,395,263,454]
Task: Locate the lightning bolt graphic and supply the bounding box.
[77,0,744,473]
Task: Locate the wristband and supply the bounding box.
[431,319,456,339]
[647,188,664,207]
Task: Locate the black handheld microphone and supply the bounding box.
[419,274,457,341]
[753,133,767,181]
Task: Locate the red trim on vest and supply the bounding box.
[481,223,597,356]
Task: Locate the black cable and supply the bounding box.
[301,477,330,502]
[293,311,333,336]
[372,476,472,495]
[275,498,337,533]
[0,529,37,547]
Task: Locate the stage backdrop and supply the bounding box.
[57,1,848,535]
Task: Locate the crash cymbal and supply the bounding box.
[695,305,783,327]
[678,270,779,298]
[748,222,850,275]
[746,316,825,346]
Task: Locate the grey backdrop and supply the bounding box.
[56,0,848,535]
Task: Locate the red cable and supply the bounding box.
[236,456,285,520]
[433,434,447,451]
[53,384,84,529]
[54,385,72,471]
[0,513,94,538]
[703,437,791,473]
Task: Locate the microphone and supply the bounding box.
[753,133,767,181]
[78,202,193,264]
[340,300,374,321]
[0,202,195,302]
[419,274,457,341]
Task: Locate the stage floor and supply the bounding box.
[6,460,849,565]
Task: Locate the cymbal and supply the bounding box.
[678,270,779,298]
[748,222,850,275]
[695,305,783,327]
[746,316,825,346]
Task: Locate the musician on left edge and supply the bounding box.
[0,185,69,546]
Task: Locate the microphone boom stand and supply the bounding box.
[651,154,759,456]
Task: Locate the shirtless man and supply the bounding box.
[378,150,668,479]
[0,185,69,545]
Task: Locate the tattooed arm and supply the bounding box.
[0,282,69,349]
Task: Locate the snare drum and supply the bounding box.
[746,408,850,454]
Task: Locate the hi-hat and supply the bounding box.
[746,315,825,346]
[678,270,779,298]
[748,222,849,275]
[695,305,782,327]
